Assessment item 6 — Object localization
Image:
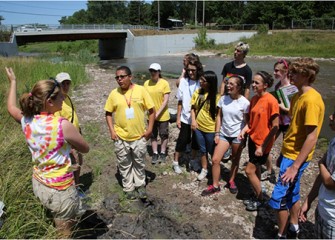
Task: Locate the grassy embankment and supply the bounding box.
[0,57,91,238]
[196,30,335,58]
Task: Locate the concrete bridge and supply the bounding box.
[0,24,257,59]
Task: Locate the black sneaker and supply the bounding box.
[201,185,221,196]
[159,153,167,163]
[136,186,147,199]
[125,191,137,200]
[152,153,159,164]
[287,227,299,239]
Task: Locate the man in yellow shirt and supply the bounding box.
[105,66,155,200]
[55,72,84,198]
[269,58,325,238]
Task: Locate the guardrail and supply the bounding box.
[1,24,162,32]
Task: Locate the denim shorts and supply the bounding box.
[194,129,215,155]
[219,134,241,144]
[268,155,309,210]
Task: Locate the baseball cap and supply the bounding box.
[149,63,161,71]
[55,72,72,83]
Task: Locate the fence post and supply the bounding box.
[310,19,313,29]
[332,18,334,31]
[291,19,293,29]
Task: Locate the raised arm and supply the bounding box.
[5,67,23,123]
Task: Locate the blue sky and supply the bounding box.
[0,1,87,25]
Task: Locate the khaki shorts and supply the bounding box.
[32,178,84,220]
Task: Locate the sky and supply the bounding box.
[0,1,88,25]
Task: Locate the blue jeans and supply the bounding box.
[194,129,215,156]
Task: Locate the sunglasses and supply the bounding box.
[277,58,288,69]
[115,75,129,80]
[149,69,158,73]
[47,78,60,99]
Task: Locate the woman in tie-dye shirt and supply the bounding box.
[5,67,89,237]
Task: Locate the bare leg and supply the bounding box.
[290,201,300,225]
[212,140,230,187]
[245,162,263,200]
[229,143,243,182]
[151,139,158,153]
[161,138,168,153]
[277,209,290,235]
[54,218,76,238]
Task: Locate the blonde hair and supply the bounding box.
[19,80,61,118]
[289,58,319,84]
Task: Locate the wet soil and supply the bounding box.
[71,63,324,239]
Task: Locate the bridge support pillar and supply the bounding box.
[99,38,125,60]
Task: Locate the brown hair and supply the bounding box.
[289,57,319,84]
[256,71,274,88]
[19,80,61,118]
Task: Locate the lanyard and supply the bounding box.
[188,79,199,97]
[123,84,134,108]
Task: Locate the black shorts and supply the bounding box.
[151,120,169,140]
[175,122,199,152]
[248,136,269,166]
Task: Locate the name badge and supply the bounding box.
[125,107,135,119]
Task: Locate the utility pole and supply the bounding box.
[158,0,160,30]
[195,0,197,27]
[202,0,205,28]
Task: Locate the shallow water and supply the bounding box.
[103,56,335,141]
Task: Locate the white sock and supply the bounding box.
[202,168,208,173]
[153,151,158,154]
[289,223,299,232]
[173,161,179,166]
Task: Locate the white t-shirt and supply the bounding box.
[317,136,335,227]
[217,95,250,137]
[177,77,200,124]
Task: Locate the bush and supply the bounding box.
[193,28,216,49]
[257,24,269,35]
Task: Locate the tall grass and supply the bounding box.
[0,57,89,238]
[214,31,335,58]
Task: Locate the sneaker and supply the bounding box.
[173,163,182,174]
[125,191,137,200]
[76,186,86,199]
[287,227,300,239]
[152,153,159,164]
[223,147,232,161]
[201,185,221,196]
[159,153,167,163]
[261,170,269,181]
[136,186,147,199]
[243,198,253,206]
[197,168,208,181]
[190,159,201,172]
[229,181,238,194]
[246,199,264,211]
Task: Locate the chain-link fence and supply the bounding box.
[273,18,335,30]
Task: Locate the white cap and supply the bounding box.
[55,72,71,83]
[149,63,161,71]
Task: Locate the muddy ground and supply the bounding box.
[71,62,325,239]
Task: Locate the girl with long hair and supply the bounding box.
[191,71,219,181]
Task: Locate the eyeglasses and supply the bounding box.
[115,75,129,80]
[187,68,197,72]
[278,58,289,69]
[47,78,60,99]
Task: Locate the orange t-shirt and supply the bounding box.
[247,93,279,154]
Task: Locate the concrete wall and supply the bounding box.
[125,31,256,58]
[0,35,18,57]
[99,38,126,59]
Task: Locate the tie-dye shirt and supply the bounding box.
[21,113,74,190]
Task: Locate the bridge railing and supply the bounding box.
[1,24,162,32]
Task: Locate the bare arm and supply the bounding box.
[238,113,250,140]
[143,108,155,140]
[244,88,250,100]
[319,153,335,190]
[214,107,222,144]
[6,67,23,123]
[176,101,182,129]
[281,125,318,183]
[176,69,185,88]
[62,120,89,153]
[105,111,118,140]
[256,114,279,156]
[191,106,198,131]
[156,93,170,119]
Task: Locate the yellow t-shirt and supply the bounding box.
[143,78,171,122]
[282,88,325,161]
[104,84,155,141]
[191,90,220,133]
[54,95,80,130]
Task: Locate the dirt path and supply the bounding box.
[71,64,323,239]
